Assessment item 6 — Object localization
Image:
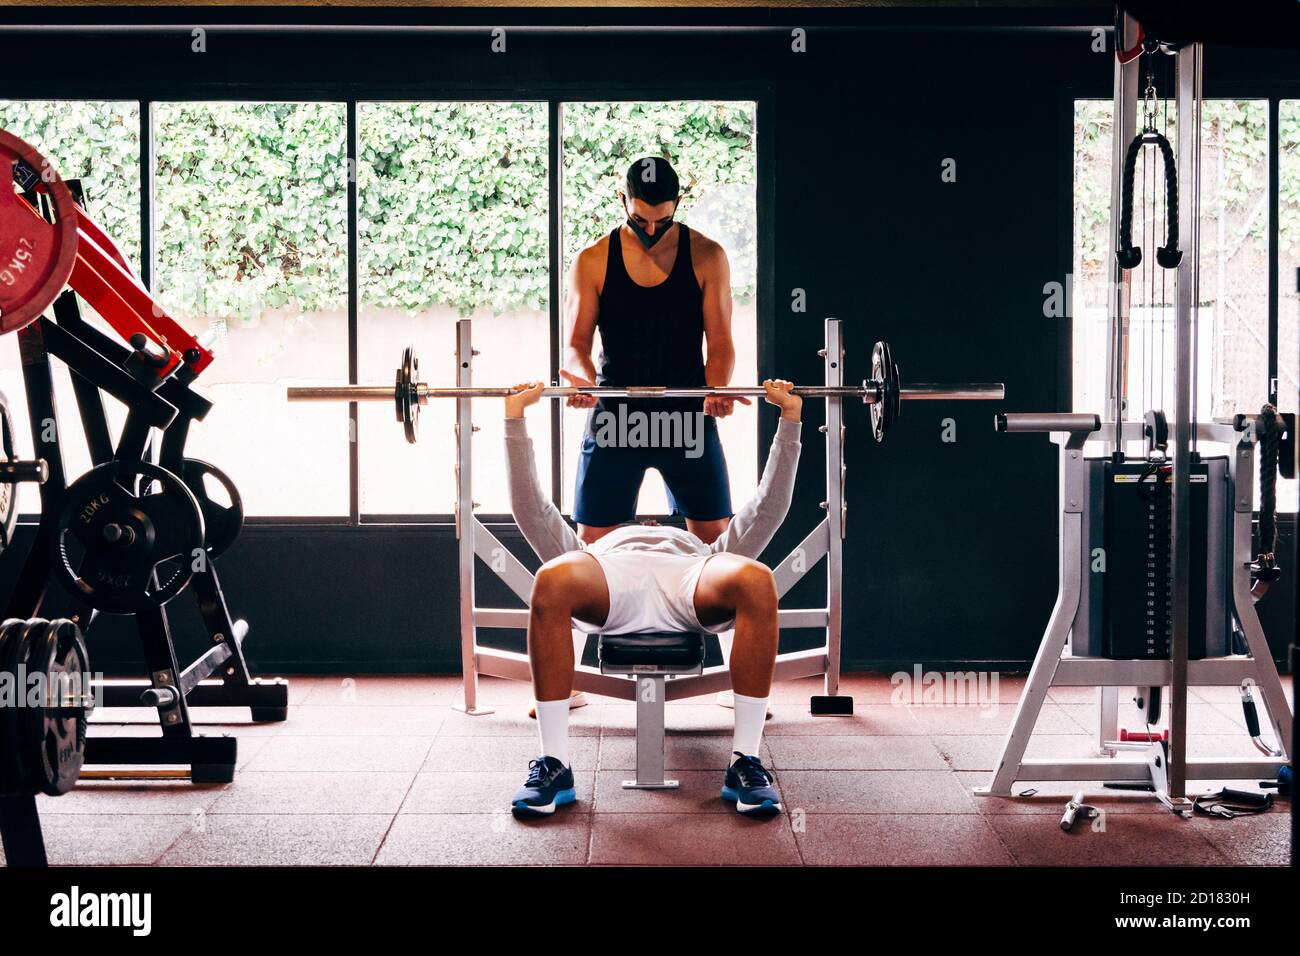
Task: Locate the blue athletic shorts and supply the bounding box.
[572,404,733,526]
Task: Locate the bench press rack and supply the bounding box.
[450,317,854,717]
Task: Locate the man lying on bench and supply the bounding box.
[504,380,802,817]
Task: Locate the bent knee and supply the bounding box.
[725,558,778,606]
[531,558,583,612]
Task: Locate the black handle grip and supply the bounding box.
[1117,129,1182,271]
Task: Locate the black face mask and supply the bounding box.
[624,204,675,249]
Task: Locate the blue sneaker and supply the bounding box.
[511,756,576,817]
[721,752,782,816]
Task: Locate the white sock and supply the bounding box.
[534,698,571,767]
[731,692,768,759]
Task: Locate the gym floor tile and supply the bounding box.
[376,812,592,866]
[776,769,982,815]
[268,704,446,738]
[985,812,1231,866]
[928,733,1099,772]
[30,814,199,866]
[158,814,393,866]
[206,771,416,815]
[423,735,599,772]
[1047,685,1106,704]
[36,781,227,816]
[1055,702,1248,736]
[600,702,751,736]
[590,769,739,813]
[905,701,1081,735]
[598,733,771,772]
[1202,697,1290,734]
[244,735,435,773]
[763,704,921,736]
[401,769,597,813]
[764,734,950,771]
[450,674,545,706]
[793,813,1014,866]
[810,674,895,704]
[1184,733,1285,758]
[235,735,274,770]
[1191,680,1293,707]
[588,812,801,865]
[1193,811,1292,865]
[298,676,458,707]
[881,672,1029,705]
[439,702,601,737]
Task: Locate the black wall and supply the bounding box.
[1,6,1296,674]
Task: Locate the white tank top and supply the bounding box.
[585,524,710,559]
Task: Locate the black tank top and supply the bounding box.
[596,224,707,399]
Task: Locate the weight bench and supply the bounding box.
[597,631,706,790]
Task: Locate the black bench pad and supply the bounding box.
[597,632,706,668]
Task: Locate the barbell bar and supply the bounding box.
[288,383,1003,402]
[286,341,1004,444]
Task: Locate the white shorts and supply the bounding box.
[574,551,732,636]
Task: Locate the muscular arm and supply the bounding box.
[699,239,736,387]
[709,417,802,558]
[563,245,602,384]
[505,416,584,561]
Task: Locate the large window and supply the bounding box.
[1,96,761,521]
[0,99,140,516]
[357,102,549,515]
[153,102,350,517]
[560,101,758,514]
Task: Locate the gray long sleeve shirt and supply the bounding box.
[504,415,802,562]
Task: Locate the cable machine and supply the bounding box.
[976,14,1294,816]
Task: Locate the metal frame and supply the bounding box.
[450,316,847,715]
[976,417,1292,796]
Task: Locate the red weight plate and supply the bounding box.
[0,130,79,335]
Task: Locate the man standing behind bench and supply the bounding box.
[562,156,743,545]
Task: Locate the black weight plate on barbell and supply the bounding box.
[53,460,206,614]
[400,345,419,445]
[19,618,89,796]
[0,392,18,555]
[180,458,244,559]
[885,346,901,436]
[870,340,900,444]
[0,618,38,795]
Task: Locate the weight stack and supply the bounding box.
[1074,457,1232,660]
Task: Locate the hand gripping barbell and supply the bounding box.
[287,341,1004,444]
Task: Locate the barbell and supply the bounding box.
[288,341,1004,444]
